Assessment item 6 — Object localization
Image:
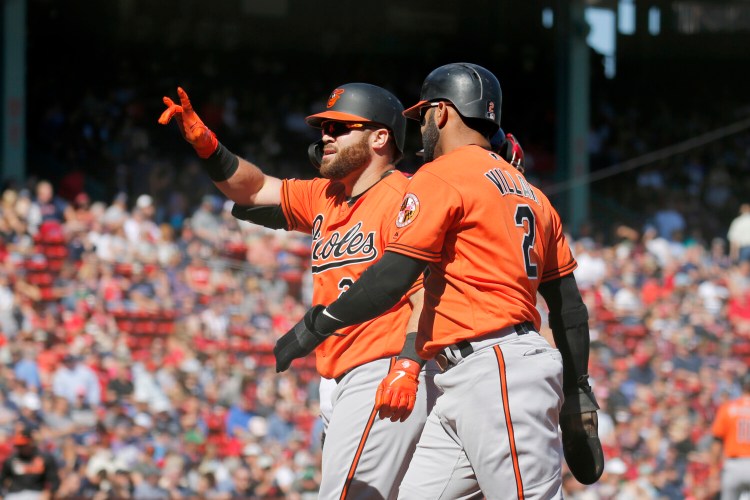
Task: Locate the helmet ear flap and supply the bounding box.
[308,140,324,169]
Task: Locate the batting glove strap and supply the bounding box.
[393,357,422,376]
[561,383,600,416]
[397,332,427,368]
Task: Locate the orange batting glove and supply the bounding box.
[375,358,421,422]
[158,87,218,158]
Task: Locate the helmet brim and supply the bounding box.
[305,110,371,127]
[403,100,429,121]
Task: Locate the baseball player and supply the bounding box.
[711,372,750,499]
[158,83,439,499]
[0,427,60,500]
[275,62,603,499]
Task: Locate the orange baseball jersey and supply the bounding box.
[281,172,422,379]
[387,145,576,359]
[712,395,750,458]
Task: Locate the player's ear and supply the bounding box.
[436,102,451,128]
[370,128,390,152]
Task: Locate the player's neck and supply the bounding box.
[346,162,395,199]
[436,128,490,158]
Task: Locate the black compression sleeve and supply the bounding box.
[231,204,289,230]
[325,251,427,327]
[538,274,591,394]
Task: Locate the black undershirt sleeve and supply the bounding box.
[231,204,288,230]
[322,251,428,329]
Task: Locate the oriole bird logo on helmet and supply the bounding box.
[327,89,345,108]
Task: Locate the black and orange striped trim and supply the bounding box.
[541,259,577,281]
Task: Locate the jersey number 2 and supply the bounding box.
[515,204,538,279]
[338,278,354,297]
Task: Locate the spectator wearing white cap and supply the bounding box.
[727,203,750,263]
[124,194,160,245]
[593,457,627,498]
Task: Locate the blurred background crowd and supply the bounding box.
[0,74,749,497]
[1,3,749,498]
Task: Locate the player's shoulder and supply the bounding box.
[421,145,501,176]
[296,176,345,197]
[411,152,460,182]
[380,169,413,191]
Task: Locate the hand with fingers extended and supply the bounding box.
[158,87,218,158]
[375,358,421,422]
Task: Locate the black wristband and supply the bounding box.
[398,332,426,367]
[202,142,239,182]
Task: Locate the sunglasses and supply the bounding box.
[320,121,373,138]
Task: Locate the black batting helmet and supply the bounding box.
[404,62,502,134]
[306,83,406,154]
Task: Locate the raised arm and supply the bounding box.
[158,87,282,206]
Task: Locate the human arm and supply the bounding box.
[405,287,424,334]
[375,288,426,422]
[538,273,604,485]
[273,252,428,372]
[158,87,282,206]
[710,438,723,464]
[231,205,288,230]
[538,274,594,403]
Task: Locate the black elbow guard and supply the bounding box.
[549,304,599,414]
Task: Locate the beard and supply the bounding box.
[319,133,372,180]
[421,118,440,163]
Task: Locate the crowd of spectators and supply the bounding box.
[3,43,749,499]
[1,181,322,499]
[0,175,748,498]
